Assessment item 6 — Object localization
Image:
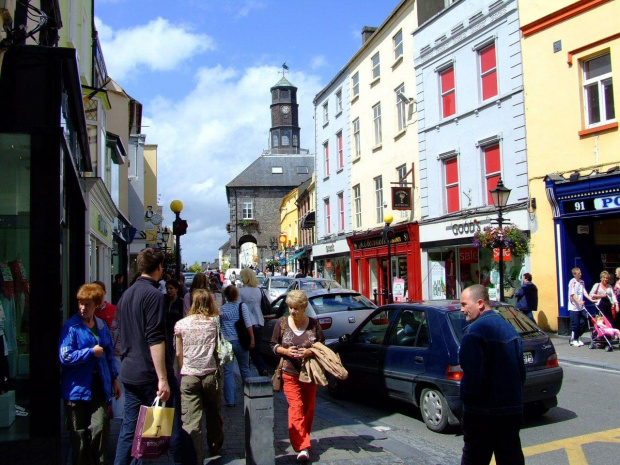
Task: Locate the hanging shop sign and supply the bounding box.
[391,186,413,210]
[352,230,410,250]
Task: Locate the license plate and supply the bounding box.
[523,352,534,365]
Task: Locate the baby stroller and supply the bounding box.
[588,304,620,352]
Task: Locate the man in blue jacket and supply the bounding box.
[459,284,525,465]
[515,272,538,321]
[114,248,194,465]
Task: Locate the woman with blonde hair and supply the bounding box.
[239,268,268,376]
[174,289,224,462]
[271,290,325,462]
[591,270,619,327]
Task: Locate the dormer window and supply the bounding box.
[272,166,283,174]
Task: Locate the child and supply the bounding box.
[595,315,620,340]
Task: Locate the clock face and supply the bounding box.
[281,105,291,115]
[150,213,162,225]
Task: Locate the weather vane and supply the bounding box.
[281,62,289,77]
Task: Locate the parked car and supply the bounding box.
[256,275,266,287]
[260,289,377,357]
[286,278,342,292]
[327,301,563,433]
[261,276,294,302]
[183,272,196,286]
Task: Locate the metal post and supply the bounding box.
[244,377,275,464]
[175,212,182,280]
[498,207,504,302]
[387,236,393,304]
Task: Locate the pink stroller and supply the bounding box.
[589,304,620,352]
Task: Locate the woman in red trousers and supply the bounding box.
[270,290,325,462]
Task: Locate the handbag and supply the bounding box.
[216,317,234,365]
[235,302,252,350]
[260,290,271,315]
[272,317,287,391]
[131,396,175,460]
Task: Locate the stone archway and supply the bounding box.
[238,234,258,268]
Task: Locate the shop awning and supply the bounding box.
[301,211,315,229]
[286,248,306,263]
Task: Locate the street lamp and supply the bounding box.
[490,178,511,302]
[383,213,395,304]
[158,227,171,256]
[170,200,186,280]
[279,234,287,275]
[269,237,278,273]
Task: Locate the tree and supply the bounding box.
[189,261,202,273]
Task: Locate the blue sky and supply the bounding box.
[95,0,398,266]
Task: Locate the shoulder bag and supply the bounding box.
[216,317,234,365]
[260,289,271,315]
[234,302,252,350]
[272,316,287,391]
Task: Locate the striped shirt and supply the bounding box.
[220,301,252,341]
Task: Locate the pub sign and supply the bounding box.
[391,186,413,210]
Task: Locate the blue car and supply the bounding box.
[328,301,563,433]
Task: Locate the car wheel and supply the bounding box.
[420,388,451,433]
[327,374,346,399]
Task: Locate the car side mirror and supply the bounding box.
[339,334,351,344]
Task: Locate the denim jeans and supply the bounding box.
[222,339,251,405]
[249,325,267,374]
[113,375,195,465]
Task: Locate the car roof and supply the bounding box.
[303,289,362,298]
[379,300,510,313]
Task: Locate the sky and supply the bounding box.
[95,0,398,266]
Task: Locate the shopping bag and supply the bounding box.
[131,396,175,460]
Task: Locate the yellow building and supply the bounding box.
[280,186,301,273]
[521,0,620,332]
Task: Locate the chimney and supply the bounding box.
[361,26,378,44]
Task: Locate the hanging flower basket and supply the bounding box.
[472,224,530,258]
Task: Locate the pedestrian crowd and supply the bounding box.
[58,247,332,465]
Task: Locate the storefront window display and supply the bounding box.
[315,256,351,288]
[428,246,523,303]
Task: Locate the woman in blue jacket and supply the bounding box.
[59,283,120,465]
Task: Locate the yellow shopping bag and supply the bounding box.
[131,396,175,459]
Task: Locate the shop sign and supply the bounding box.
[451,220,481,236]
[391,186,413,210]
[393,278,406,301]
[325,244,335,253]
[493,248,511,261]
[459,247,479,264]
[352,230,410,250]
[577,225,590,234]
[563,194,620,214]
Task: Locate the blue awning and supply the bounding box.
[286,249,306,263]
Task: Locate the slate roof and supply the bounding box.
[226,153,314,190]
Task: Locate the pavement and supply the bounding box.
[94,331,620,465]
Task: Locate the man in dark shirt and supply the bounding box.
[515,272,538,322]
[111,273,124,305]
[114,248,194,465]
[459,284,525,465]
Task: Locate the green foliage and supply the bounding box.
[189,261,202,273]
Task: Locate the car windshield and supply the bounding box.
[309,293,376,315]
[448,305,543,343]
[300,280,342,290]
[271,279,291,289]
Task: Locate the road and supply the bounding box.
[314,362,620,464]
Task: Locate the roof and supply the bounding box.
[226,153,314,190]
[271,76,295,89]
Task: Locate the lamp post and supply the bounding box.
[490,178,511,302]
[279,234,287,276]
[269,237,278,274]
[158,227,171,255]
[383,213,395,304]
[170,200,185,280]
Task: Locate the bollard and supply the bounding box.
[244,376,275,465]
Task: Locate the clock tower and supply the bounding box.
[269,69,300,154]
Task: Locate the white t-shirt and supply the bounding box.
[568,278,585,311]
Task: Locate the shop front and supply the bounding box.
[546,171,620,334]
[347,223,421,305]
[420,209,530,305]
[313,238,351,288]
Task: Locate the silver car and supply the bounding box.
[286,278,342,292]
[260,289,377,356]
[261,276,294,302]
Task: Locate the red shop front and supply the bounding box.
[347,223,421,306]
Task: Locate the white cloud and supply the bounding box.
[142,65,323,264]
[94,17,215,81]
[311,55,328,70]
[237,0,266,17]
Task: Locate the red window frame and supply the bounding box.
[323,141,330,176]
[440,67,456,118]
[484,144,501,205]
[480,44,498,101]
[338,193,345,231]
[325,199,331,234]
[444,157,459,213]
[337,132,343,169]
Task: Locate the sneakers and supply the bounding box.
[297,449,309,462]
[570,339,584,347]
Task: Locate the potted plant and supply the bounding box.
[472,224,530,258]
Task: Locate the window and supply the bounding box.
[353,184,362,228]
[396,84,406,132]
[323,141,330,176]
[372,52,381,80]
[373,103,382,145]
[324,198,331,234]
[338,192,345,231]
[440,66,456,118]
[296,166,309,174]
[281,129,291,146]
[336,90,342,114]
[272,166,283,174]
[398,164,408,218]
[393,30,403,60]
[388,310,429,348]
[483,144,501,205]
[336,131,343,170]
[583,53,615,127]
[352,72,359,97]
[375,176,384,223]
[353,118,361,157]
[242,200,254,219]
[272,131,279,147]
[479,43,498,100]
[444,157,459,213]
[292,134,298,147]
[322,102,329,125]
